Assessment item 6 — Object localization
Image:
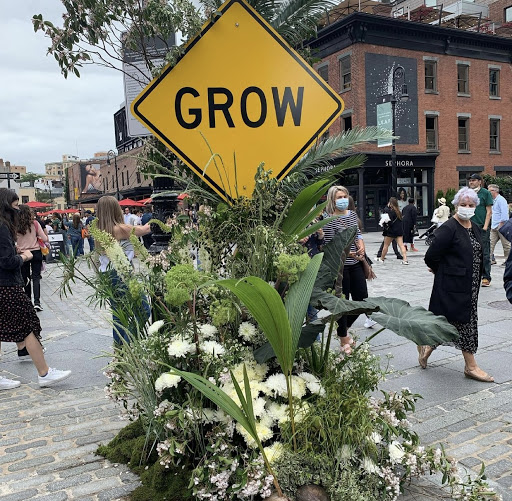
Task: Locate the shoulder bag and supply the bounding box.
[361,253,377,281]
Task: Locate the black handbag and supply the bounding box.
[499,218,512,242]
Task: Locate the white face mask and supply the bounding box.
[457,207,475,220]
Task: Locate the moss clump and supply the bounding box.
[97,419,193,500]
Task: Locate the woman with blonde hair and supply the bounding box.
[380,197,408,265]
[96,196,151,344]
[322,185,367,350]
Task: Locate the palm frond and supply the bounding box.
[291,126,395,178]
[271,0,335,31]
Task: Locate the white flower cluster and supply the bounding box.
[238,321,258,342]
[155,373,182,392]
[148,320,165,336]
[167,338,195,358]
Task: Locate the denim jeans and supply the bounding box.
[106,270,151,344]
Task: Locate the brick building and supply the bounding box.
[309,11,512,229]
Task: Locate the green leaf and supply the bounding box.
[310,227,357,302]
[365,297,459,346]
[285,253,323,356]
[294,214,337,242]
[281,178,331,236]
[316,293,379,318]
[170,366,258,442]
[216,277,293,374]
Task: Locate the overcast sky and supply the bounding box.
[0,2,124,174]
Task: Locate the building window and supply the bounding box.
[22,196,29,204]
[506,5,512,21]
[457,64,469,94]
[426,115,438,150]
[317,64,328,83]
[425,60,437,92]
[458,171,481,188]
[490,119,500,151]
[489,69,500,97]
[339,56,351,91]
[105,178,109,191]
[136,171,141,184]
[342,114,352,132]
[458,118,470,151]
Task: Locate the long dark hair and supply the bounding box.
[17,205,34,236]
[389,197,402,220]
[0,188,19,238]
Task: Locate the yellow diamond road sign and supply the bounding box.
[132,0,344,203]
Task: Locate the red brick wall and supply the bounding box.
[315,44,512,192]
[489,0,512,22]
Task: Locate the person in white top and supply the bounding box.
[433,197,450,226]
[488,184,511,265]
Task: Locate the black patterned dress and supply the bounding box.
[450,228,481,354]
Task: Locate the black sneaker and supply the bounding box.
[18,347,31,362]
[34,304,43,312]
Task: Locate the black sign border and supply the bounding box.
[132,0,342,203]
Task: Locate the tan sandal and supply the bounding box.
[464,368,494,383]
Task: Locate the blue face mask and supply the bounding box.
[335,198,349,211]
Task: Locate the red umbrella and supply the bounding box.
[26,201,52,208]
[139,197,153,205]
[62,209,78,214]
[119,198,145,207]
[178,193,189,200]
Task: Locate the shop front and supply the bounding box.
[337,153,437,231]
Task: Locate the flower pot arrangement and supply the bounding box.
[62,137,501,500]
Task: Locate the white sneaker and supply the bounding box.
[401,261,409,265]
[364,318,378,328]
[0,376,21,390]
[38,368,72,388]
[376,257,384,263]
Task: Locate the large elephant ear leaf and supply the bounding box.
[311,226,357,303]
[365,297,459,346]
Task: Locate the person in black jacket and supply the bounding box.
[0,189,71,389]
[402,198,418,252]
[418,187,493,382]
[379,197,409,264]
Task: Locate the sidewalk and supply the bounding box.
[0,233,510,500]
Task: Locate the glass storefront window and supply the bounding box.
[340,171,358,187]
[364,168,388,185]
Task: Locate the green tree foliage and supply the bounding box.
[20,172,40,187]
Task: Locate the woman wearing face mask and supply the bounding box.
[322,186,367,352]
[418,187,493,382]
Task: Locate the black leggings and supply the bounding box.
[21,250,43,305]
[337,262,368,337]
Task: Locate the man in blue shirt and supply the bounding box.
[488,184,510,266]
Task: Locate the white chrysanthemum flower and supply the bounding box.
[148,320,165,336]
[259,412,275,428]
[389,441,405,463]
[214,409,233,424]
[220,383,242,407]
[370,432,382,444]
[236,423,257,448]
[291,376,307,399]
[232,361,267,383]
[238,321,258,342]
[200,340,225,357]
[154,373,181,392]
[255,421,273,443]
[267,402,289,425]
[298,372,326,396]
[199,324,218,339]
[167,338,195,358]
[362,457,379,474]
[264,373,288,397]
[252,397,266,418]
[263,442,284,465]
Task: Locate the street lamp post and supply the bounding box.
[107,150,121,200]
[390,65,409,198]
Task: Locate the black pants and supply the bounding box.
[377,239,402,259]
[337,262,368,337]
[21,249,43,305]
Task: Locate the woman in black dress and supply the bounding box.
[402,198,418,252]
[0,189,71,390]
[418,187,493,382]
[380,197,409,265]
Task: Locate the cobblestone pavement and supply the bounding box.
[0,234,511,500]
